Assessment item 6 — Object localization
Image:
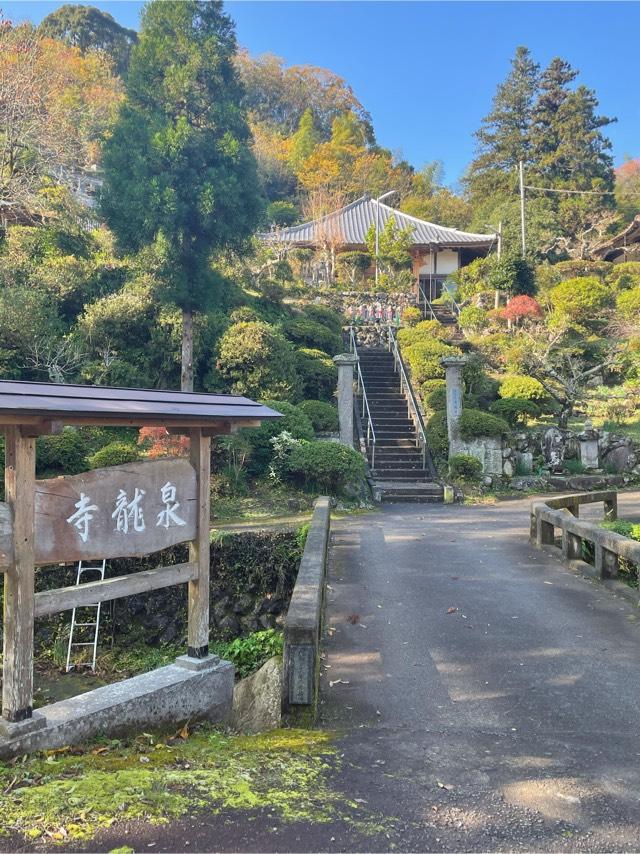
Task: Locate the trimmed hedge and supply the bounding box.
[295,347,337,401]
[499,374,546,401]
[489,397,540,426]
[459,409,510,440]
[284,317,342,356]
[285,440,365,494]
[297,400,339,433]
[87,442,140,469]
[449,453,483,481]
[426,410,449,460]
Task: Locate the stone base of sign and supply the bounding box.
[0,710,47,739]
[0,656,234,759]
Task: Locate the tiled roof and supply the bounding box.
[261,195,496,249]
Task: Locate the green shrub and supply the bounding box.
[459,409,509,440]
[499,374,546,401]
[424,384,447,411]
[617,287,640,321]
[421,378,447,398]
[213,629,283,679]
[245,400,314,475]
[36,428,92,476]
[87,442,139,469]
[606,261,640,291]
[458,305,489,334]
[403,339,460,384]
[284,440,365,494]
[301,304,344,334]
[601,521,640,541]
[401,306,422,327]
[257,279,285,305]
[298,400,339,433]
[426,410,449,460]
[217,320,301,401]
[230,306,260,323]
[489,397,540,426]
[549,276,613,325]
[284,316,342,355]
[449,453,483,481]
[295,347,337,401]
[397,319,450,348]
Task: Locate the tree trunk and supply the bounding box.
[494,290,500,309]
[181,307,194,392]
[558,401,573,430]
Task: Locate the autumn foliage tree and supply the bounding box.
[0,19,123,229]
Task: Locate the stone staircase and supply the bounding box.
[358,349,443,503]
[424,303,462,338]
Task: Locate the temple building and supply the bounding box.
[261,194,496,305]
[592,214,640,263]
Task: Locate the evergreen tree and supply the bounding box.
[530,58,614,188]
[100,0,263,391]
[39,4,137,76]
[288,108,320,173]
[466,46,539,198]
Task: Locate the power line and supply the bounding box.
[524,183,640,197]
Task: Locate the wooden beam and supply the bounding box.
[2,426,36,722]
[34,561,198,618]
[187,428,211,658]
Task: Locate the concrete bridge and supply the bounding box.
[318,492,640,850]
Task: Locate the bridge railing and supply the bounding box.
[530,491,640,596]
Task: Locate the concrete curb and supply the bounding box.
[0,657,234,759]
[282,497,331,722]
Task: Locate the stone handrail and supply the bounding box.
[282,496,331,720]
[530,491,640,597]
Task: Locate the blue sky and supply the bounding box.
[5,1,639,187]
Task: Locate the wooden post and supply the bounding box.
[2,426,36,722]
[187,428,211,658]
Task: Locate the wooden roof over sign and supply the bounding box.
[0,380,281,430]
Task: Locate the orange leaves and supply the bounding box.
[138,426,190,459]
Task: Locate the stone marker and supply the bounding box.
[333,353,358,448]
[578,420,600,470]
[441,356,467,448]
[231,656,282,733]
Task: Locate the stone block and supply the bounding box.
[231,656,282,733]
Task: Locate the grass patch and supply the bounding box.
[211,481,315,524]
[0,727,363,844]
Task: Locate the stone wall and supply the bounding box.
[1,529,306,656]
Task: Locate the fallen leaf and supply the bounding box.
[347,613,360,624]
[329,679,350,687]
[447,607,458,614]
[437,781,454,790]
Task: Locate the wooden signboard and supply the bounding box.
[27,458,198,565]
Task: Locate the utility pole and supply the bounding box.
[518,161,526,257]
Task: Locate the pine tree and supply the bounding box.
[100,1,263,391]
[466,46,539,197]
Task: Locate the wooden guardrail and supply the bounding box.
[530,491,640,597]
[282,496,331,721]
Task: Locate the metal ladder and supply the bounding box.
[66,560,106,672]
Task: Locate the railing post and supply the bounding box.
[562,528,582,561]
[537,516,555,546]
[604,494,617,521]
[595,543,619,579]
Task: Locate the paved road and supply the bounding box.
[320,494,640,851]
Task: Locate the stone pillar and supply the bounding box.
[578,420,600,470]
[441,356,467,450]
[333,353,358,449]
